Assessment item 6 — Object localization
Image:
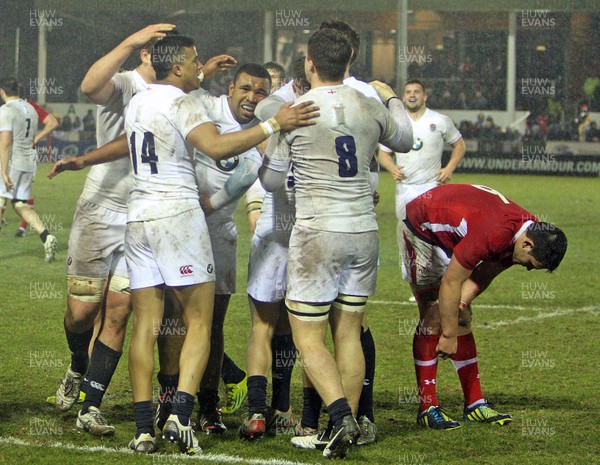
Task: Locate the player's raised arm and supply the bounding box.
[48,134,128,179]
[370,80,413,153]
[187,100,318,161]
[201,54,237,80]
[81,23,176,104]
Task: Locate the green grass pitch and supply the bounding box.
[0,165,598,464]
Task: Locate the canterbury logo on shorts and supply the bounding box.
[179,265,194,276]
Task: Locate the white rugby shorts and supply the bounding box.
[67,198,128,280]
[286,225,378,305]
[247,234,288,303]
[125,207,215,289]
[206,217,237,295]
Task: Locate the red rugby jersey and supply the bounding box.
[405,184,537,270]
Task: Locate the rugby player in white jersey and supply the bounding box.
[50,25,176,436]
[124,34,318,454]
[259,28,412,459]
[154,63,273,434]
[239,60,310,440]
[378,79,465,221]
[0,77,57,260]
[50,24,237,437]
[255,21,382,448]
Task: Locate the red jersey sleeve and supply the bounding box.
[27,99,50,123]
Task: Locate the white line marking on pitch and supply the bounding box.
[0,437,318,465]
[369,300,545,311]
[474,306,600,330]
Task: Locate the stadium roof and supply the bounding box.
[34,0,600,13]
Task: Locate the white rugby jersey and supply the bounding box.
[190,88,261,222]
[0,99,38,172]
[80,70,149,212]
[125,84,212,221]
[271,85,401,233]
[386,108,462,185]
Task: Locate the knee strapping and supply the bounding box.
[67,275,104,302]
[108,274,130,295]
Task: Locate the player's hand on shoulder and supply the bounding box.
[274,101,320,132]
[47,157,85,179]
[369,80,397,103]
[202,55,238,80]
[122,23,177,49]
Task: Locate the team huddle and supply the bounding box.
[0,19,567,460]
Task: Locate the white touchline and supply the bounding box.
[0,437,319,465]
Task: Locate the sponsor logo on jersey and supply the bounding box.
[217,155,240,172]
[412,137,424,151]
[207,264,214,274]
[179,265,194,276]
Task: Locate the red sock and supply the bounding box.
[452,333,484,407]
[413,334,439,413]
[20,198,34,229]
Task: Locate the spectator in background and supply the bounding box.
[472,113,485,138]
[472,90,488,110]
[62,114,73,131]
[82,109,95,141]
[73,116,83,132]
[586,121,600,142]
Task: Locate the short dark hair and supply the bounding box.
[141,28,180,53]
[405,79,426,92]
[233,63,271,85]
[292,56,310,95]
[0,77,22,97]
[151,35,195,81]
[319,20,360,65]
[526,222,567,272]
[264,61,285,77]
[307,28,352,82]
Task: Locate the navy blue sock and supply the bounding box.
[197,388,219,413]
[271,334,295,412]
[327,398,352,428]
[358,327,376,422]
[247,375,268,414]
[172,391,195,426]
[64,319,93,375]
[221,352,246,384]
[302,387,322,429]
[133,400,154,437]
[81,339,121,414]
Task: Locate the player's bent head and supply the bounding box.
[526,222,567,272]
[233,63,271,86]
[307,28,352,82]
[151,35,195,80]
[319,20,360,65]
[0,76,23,98]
